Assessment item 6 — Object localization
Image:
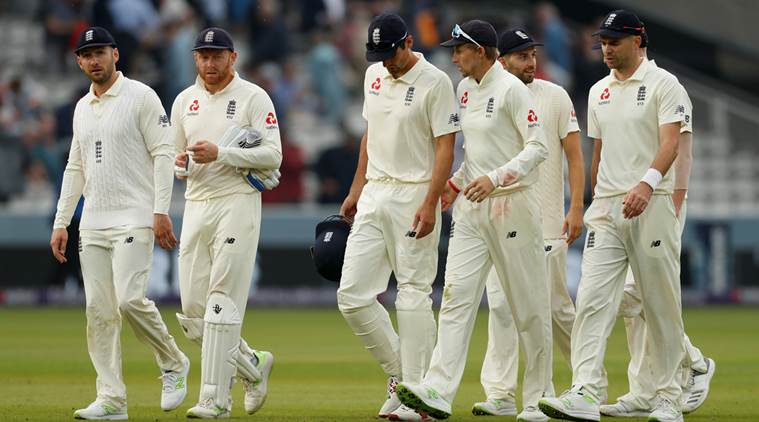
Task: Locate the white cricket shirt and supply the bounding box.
[588,58,686,198]
[54,72,175,230]
[527,79,580,239]
[362,53,460,183]
[451,62,548,195]
[172,72,282,200]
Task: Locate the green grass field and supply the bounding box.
[0,306,756,421]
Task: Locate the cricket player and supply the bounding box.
[50,27,189,420]
[601,42,715,417]
[539,10,688,422]
[171,27,280,418]
[396,20,551,422]
[471,28,584,417]
[336,13,459,420]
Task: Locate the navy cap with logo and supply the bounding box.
[593,10,645,39]
[441,20,498,48]
[193,27,234,52]
[366,13,408,62]
[74,27,116,54]
[311,215,352,282]
[498,28,544,56]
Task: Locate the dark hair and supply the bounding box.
[464,44,498,61]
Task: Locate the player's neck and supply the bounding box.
[394,52,419,79]
[472,59,494,84]
[613,56,644,82]
[204,72,235,94]
[92,70,119,97]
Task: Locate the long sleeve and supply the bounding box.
[53,136,85,229]
[139,90,174,214]
[487,85,548,187]
[216,91,282,170]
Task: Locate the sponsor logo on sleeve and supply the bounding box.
[460,91,468,106]
[527,109,539,127]
[599,88,611,105]
[158,114,170,127]
[369,77,381,95]
[187,99,200,115]
[265,111,278,128]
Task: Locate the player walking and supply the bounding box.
[336,13,459,420]
[395,20,551,422]
[51,27,189,420]
[171,27,280,418]
[539,10,688,422]
[471,28,583,417]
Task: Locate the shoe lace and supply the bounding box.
[686,368,697,388]
[159,371,179,393]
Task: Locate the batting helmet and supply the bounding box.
[311,215,352,282]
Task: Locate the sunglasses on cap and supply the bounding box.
[365,33,408,53]
[451,24,482,48]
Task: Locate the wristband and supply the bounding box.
[640,168,663,190]
[447,179,460,193]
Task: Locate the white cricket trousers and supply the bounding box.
[571,194,685,404]
[337,181,440,383]
[480,239,575,400]
[616,203,706,408]
[178,192,261,320]
[79,226,185,407]
[424,188,552,409]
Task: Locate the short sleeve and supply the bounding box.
[170,95,187,154]
[657,75,686,127]
[587,91,601,139]
[679,84,693,134]
[557,88,580,139]
[426,74,460,138]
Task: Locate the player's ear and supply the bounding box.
[112,47,119,64]
[405,35,413,49]
[230,51,238,65]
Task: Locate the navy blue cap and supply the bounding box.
[593,10,645,39]
[366,14,408,62]
[74,27,116,54]
[193,27,234,51]
[441,20,498,48]
[498,29,543,56]
[311,215,352,282]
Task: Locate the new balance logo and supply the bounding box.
[507,231,517,239]
[125,236,134,244]
[426,388,439,400]
[650,240,662,248]
[225,237,235,244]
[586,231,596,248]
[448,113,459,125]
[212,304,222,314]
[545,245,553,252]
[158,114,170,127]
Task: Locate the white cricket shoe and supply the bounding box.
[186,397,230,419]
[648,395,683,422]
[242,350,274,414]
[517,405,549,421]
[160,356,190,411]
[388,404,437,421]
[538,386,600,421]
[396,382,451,420]
[472,398,517,416]
[73,399,127,420]
[379,376,402,418]
[681,357,715,414]
[600,399,650,417]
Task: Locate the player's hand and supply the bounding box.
[187,141,218,163]
[464,176,495,203]
[175,152,189,180]
[441,181,459,212]
[411,201,436,239]
[499,169,519,187]
[562,206,584,245]
[50,228,68,263]
[153,214,178,250]
[340,193,359,219]
[672,189,686,218]
[622,182,653,219]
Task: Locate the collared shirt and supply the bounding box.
[527,78,580,239]
[362,52,460,183]
[54,71,175,230]
[588,58,685,197]
[452,62,547,195]
[172,72,282,201]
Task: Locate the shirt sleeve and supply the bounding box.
[426,74,460,138]
[139,89,174,215]
[679,85,693,134]
[362,70,369,121]
[53,136,85,229]
[487,84,548,186]
[587,90,601,139]
[216,91,283,170]
[557,88,580,139]
[657,75,686,127]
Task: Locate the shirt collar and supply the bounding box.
[87,71,124,103]
[383,52,426,84]
[610,57,649,84]
[194,71,241,95]
[474,61,503,88]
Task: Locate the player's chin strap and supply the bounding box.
[176,313,262,382]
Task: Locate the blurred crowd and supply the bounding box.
[0,0,610,211]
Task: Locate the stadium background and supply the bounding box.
[0,0,757,420]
